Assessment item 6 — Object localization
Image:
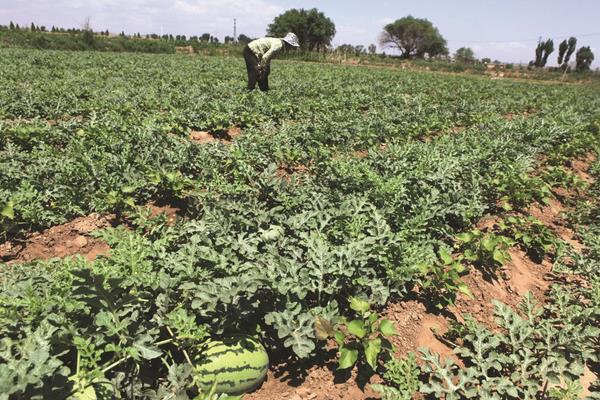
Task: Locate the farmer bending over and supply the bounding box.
[243,33,299,91]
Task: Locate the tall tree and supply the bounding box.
[541,39,553,66]
[454,47,476,63]
[564,37,577,70]
[368,44,377,55]
[558,37,577,72]
[531,38,554,67]
[558,40,568,65]
[379,16,448,59]
[575,46,594,72]
[9,21,14,30]
[268,8,336,51]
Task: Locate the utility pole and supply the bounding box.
[233,18,237,43]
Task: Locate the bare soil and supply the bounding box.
[275,164,310,183]
[147,201,181,226]
[0,213,114,264]
[189,127,242,145]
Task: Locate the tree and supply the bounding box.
[237,34,252,45]
[558,37,577,70]
[9,21,15,30]
[541,39,553,66]
[268,8,336,51]
[575,46,594,72]
[379,16,448,59]
[81,17,95,48]
[224,35,234,44]
[31,22,36,31]
[531,38,554,67]
[201,33,211,42]
[454,47,475,63]
[481,57,491,64]
[368,44,377,55]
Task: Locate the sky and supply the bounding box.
[2,0,599,66]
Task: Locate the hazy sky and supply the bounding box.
[2,0,599,66]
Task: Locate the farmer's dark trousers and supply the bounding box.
[243,45,270,91]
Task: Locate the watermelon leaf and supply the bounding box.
[133,342,162,360]
[349,297,370,314]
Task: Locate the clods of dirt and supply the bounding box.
[189,127,242,145]
[0,214,113,264]
[275,164,310,182]
[504,110,535,121]
[246,367,380,400]
[386,301,456,362]
[572,153,597,176]
[189,130,215,144]
[147,201,182,226]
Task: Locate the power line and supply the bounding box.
[447,32,600,44]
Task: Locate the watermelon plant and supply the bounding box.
[370,353,420,400]
[0,47,599,398]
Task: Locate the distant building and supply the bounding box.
[485,62,506,78]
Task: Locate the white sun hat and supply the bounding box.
[282,32,300,47]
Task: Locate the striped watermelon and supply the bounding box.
[196,335,269,395]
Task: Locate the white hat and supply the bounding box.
[282,32,300,47]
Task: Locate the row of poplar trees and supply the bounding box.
[530,37,594,72]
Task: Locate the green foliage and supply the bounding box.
[576,46,595,72]
[0,29,176,53]
[421,292,597,399]
[267,8,336,51]
[543,165,588,193]
[1,49,599,398]
[499,215,563,262]
[453,47,476,64]
[380,16,448,59]
[371,353,420,400]
[558,37,577,71]
[417,248,472,309]
[455,228,514,269]
[490,165,553,210]
[531,38,554,67]
[316,297,397,371]
[548,380,583,399]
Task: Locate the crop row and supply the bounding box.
[1,49,599,398]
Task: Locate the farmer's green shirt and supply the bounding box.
[248,37,284,67]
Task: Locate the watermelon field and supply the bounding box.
[1,48,600,399]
